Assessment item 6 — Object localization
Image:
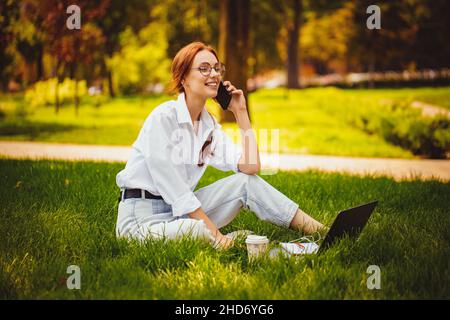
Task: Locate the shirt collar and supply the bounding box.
[175,92,192,124]
[175,92,217,131]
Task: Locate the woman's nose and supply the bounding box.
[210,68,221,77]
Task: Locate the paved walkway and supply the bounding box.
[1,141,449,182]
[410,101,450,118]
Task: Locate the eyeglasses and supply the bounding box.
[192,62,226,77]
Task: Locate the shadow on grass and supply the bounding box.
[0,120,78,140]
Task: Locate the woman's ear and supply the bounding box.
[182,78,190,88]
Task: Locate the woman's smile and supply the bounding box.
[205,80,219,89]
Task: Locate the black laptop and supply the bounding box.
[316,200,379,254]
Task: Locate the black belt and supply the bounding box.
[118,188,163,203]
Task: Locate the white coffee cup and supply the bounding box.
[245,235,269,260]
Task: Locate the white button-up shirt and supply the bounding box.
[116,92,242,217]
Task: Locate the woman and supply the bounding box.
[116,42,325,249]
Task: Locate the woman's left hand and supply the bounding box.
[214,233,235,250]
[223,81,247,114]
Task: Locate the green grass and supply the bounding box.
[246,87,414,158]
[0,95,170,145]
[1,158,449,299]
[0,87,450,158]
[406,87,450,109]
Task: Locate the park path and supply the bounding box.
[410,101,450,118]
[0,141,449,182]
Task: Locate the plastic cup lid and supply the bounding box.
[245,235,269,244]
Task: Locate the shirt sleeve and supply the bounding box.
[141,113,201,217]
[208,127,242,173]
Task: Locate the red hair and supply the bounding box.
[169,42,220,94]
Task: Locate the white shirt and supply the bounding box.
[116,92,242,217]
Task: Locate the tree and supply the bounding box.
[410,0,450,69]
[96,0,155,97]
[165,0,219,59]
[24,0,108,113]
[0,1,20,91]
[219,0,250,122]
[61,24,105,115]
[248,0,284,77]
[348,0,450,72]
[107,21,171,95]
[301,1,355,75]
[10,2,46,87]
[27,0,69,114]
[286,0,302,88]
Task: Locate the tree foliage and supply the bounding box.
[107,15,171,95]
[1,0,449,96]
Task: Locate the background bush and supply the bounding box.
[24,78,88,109]
[353,101,450,158]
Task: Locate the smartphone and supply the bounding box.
[215,81,232,110]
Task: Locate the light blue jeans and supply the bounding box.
[116,172,299,243]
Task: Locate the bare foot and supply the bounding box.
[289,208,326,235]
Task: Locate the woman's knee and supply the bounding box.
[230,172,268,195]
[245,172,268,189]
[230,171,251,185]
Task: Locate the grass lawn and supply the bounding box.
[1,158,449,299]
[1,86,449,158]
[405,87,450,109]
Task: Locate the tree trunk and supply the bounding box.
[55,77,60,114]
[368,58,375,89]
[74,78,79,116]
[287,0,302,89]
[219,0,250,123]
[37,45,44,81]
[54,60,61,114]
[107,67,115,98]
[72,62,79,116]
